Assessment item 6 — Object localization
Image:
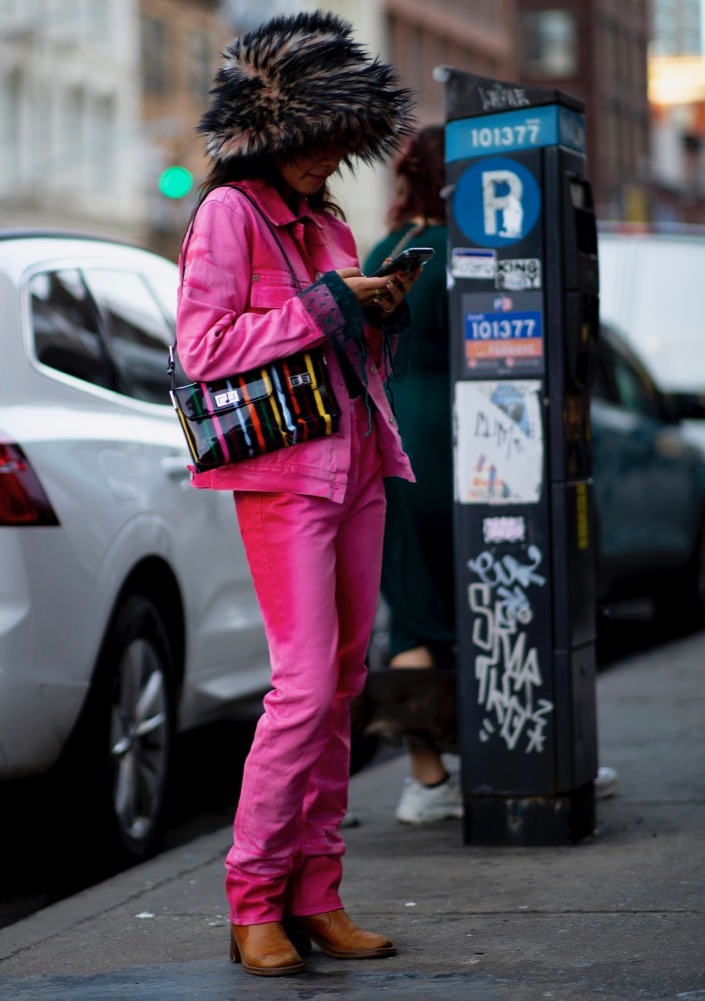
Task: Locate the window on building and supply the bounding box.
[520,10,578,79]
[142,16,167,94]
[33,81,50,169]
[86,0,110,36]
[602,16,615,78]
[0,69,22,184]
[604,105,619,174]
[190,31,211,104]
[91,95,115,191]
[405,24,424,93]
[65,87,85,183]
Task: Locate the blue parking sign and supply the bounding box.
[453,157,541,249]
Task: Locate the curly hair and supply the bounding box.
[386,125,446,229]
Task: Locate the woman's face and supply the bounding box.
[279,148,344,195]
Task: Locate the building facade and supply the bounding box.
[649,1,705,223]
[515,0,651,221]
[140,0,233,259]
[0,0,522,256]
[0,0,145,239]
[11,2,702,246]
[0,0,237,254]
[384,0,518,123]
[330,0,519,255]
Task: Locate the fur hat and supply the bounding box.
[197,11,416,168]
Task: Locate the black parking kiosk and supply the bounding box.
[439,67,599,845]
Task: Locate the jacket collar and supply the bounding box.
[233,178,324,232]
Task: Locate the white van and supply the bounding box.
[598,225,705,393]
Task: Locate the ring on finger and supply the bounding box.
[372,292,382,304]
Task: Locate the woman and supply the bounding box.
[363,125,462,826]
[176,12,417,978]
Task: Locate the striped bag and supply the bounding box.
[172,186,342,473]
[170,346,340,473]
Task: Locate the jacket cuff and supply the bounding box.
[298,272,366,349]
[378,300,411,335]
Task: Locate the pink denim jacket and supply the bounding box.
[176,179,415,501]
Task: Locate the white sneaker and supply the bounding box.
[595,765,618,800]
[395,772,464,824]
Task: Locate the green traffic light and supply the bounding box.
[159,165,194,199]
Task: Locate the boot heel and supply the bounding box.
[229,921,306,976]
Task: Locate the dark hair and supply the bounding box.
[386,125,446,228]
[190,156,346,227]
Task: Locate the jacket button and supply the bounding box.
[369,364,377,374]
[390,417,398,427]
[315,271,324,280]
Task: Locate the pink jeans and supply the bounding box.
[225,397,386,924]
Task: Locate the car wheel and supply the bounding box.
[62,595,176,866]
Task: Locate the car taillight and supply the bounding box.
[0,442,59,526]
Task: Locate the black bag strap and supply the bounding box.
[170,184,303,385]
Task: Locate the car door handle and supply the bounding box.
[160,455,191,480]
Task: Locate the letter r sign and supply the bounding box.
[453,157,541,248]
[483,170,524,238]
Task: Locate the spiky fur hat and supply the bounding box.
[197,11,416,168]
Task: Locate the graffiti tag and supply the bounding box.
[467,546,553,753]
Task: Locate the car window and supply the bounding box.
[144,271,177,330]
[610,348,659,419]
[143,271,188,384]
[29,270,111,387]
[592,342,612,402]
[82,269,174,405]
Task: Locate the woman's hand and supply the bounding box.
[337,266,420,316]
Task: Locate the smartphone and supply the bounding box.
[371,247,435,278]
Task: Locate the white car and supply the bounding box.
[0,230,271,862]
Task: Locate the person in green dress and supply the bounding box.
[363,124,462,824]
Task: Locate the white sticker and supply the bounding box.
[452,248,496,280]
[496,258,542,290]
[454,380,544,505]
[482,515,527,544]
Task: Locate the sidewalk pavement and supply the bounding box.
[1,632,704,1001]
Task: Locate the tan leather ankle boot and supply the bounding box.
[292,908,396,959]
[229,921,306,976]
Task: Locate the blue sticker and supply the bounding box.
[464,310,543,371]
[446,105,586,163]
[453,158,541,249]
[466,310,543,342]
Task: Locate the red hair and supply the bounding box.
[385,125,446,229]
